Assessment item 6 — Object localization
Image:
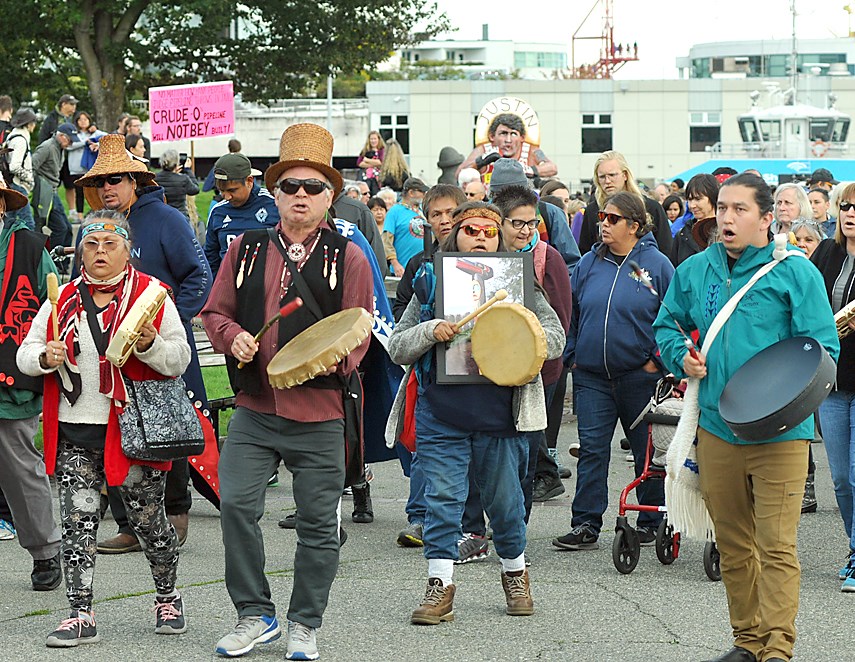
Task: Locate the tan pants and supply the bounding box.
[697,428,808,662]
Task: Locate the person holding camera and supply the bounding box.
[157,149,199,222]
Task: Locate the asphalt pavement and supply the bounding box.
[2,420,850,662]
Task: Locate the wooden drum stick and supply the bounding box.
[46,272,59,340]
[454,289,508,331]
[237,298,303,369]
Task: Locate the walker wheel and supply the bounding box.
[703,541,722,581]
[655,518,677,565]
[612,527,640,574]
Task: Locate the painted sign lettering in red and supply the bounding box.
[149,81,235,142]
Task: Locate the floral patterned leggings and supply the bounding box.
[55,440,179,610]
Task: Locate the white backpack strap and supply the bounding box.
[701,234,803,355]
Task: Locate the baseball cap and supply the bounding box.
[59,94,79,106]
[56,123,80,142]
[488,158,530,193]
[213,153,262,181]
[808,168,838,185]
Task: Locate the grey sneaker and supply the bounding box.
[46,610,100,647]
[397,522,424,547]
[215,614,280,657]
[285,620,319,660]
[455,533,489,564]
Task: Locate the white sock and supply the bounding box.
[501,553,526,574]
[427,559,454,586]
[157,589,179,599]
[336,497,342,528]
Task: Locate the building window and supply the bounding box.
[581,113,613,153]
[379,115,410,155]
[514,51,566,69]
[689,112,721,152]
[690,127,721,152]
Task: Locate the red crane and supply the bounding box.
[571,0,639,79]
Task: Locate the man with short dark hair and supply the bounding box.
[383,177,429,277]
[808,187,834,236]
[204,153,279,277]
[125,115,151,160]
[0,95,13,140]
[457,112,558,181]
[38,94,77,143]
[31,124,77,251]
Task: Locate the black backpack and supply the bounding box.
[0,132,28,186]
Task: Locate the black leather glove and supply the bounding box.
[474,151,501,169]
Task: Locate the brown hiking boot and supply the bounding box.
[168,513,189,546]
[411,578,455,625]
[97,532,141,554]
[501,569,534,616]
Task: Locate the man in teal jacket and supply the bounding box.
[653,173,838,662]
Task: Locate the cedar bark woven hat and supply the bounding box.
[75,134,157,210]
[264,123,343,198]
[0,174,29,211]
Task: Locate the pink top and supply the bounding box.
[202,222,374,422]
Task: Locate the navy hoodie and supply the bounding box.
[566,232,674,378]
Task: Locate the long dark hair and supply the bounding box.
[721,173,774,216]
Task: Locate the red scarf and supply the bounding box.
[54,263,143,408]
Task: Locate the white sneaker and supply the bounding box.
[215,614,280,657]
[285,620,319,660]
[0,519,15,540]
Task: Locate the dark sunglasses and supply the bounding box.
[597,211,631,225]
[90,174,128,188]
[461,224,499,238]
[840,201,855,212]
[506,218,539,231]
[278,178,330,196]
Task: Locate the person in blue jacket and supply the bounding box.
[553,191,674,553]
[75,134,216,553]
[204,153,279,277]
[653,173,839,662]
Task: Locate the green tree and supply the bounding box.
[0,0,449,127]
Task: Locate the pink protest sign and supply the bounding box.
[149,81,234,142]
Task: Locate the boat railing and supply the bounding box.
[706,141,848,159]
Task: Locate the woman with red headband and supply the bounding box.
[387,201,564,626]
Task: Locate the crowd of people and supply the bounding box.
[0,91,852,662]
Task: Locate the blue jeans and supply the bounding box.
[416,397,528,561]
[818,390,855,554]
[405,451,427,525]
[571,367,664,534]
[4,183,34,230]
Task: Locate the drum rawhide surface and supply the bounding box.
[470,302,546,386]
[267,307,373,389]
[105,282,168,367]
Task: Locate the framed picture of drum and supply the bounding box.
[434,251,535,384]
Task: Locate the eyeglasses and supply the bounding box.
[840,201,855,212]
[90,174,127,188]
[82,239,122,252]
[597,171,624,183]
[506,218,539,231]
[597,211,631,225]
[277,178,330,195]
[461,224,499,238]
[465,192,481,198]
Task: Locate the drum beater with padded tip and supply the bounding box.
[237,298,304,369]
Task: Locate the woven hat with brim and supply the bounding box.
[692,217,717,250]
[75,134,157,211]
[264,123,343,198]
[0,176,28,211]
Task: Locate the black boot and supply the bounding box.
[801,472,817,514]
[352,481,374,523]
[32,554,62,591]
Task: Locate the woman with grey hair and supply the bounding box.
[18,210,192,646]
[791,219,826,259]
[773,183,812,234]
[157,149,199,220]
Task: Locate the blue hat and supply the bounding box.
[56,123,80,142]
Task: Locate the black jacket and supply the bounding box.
[670,219,703,267]
[579,195,672,258]
[157,169,200,218]
[811,238,855,392]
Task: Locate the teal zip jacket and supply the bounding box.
[653,241,839,444]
